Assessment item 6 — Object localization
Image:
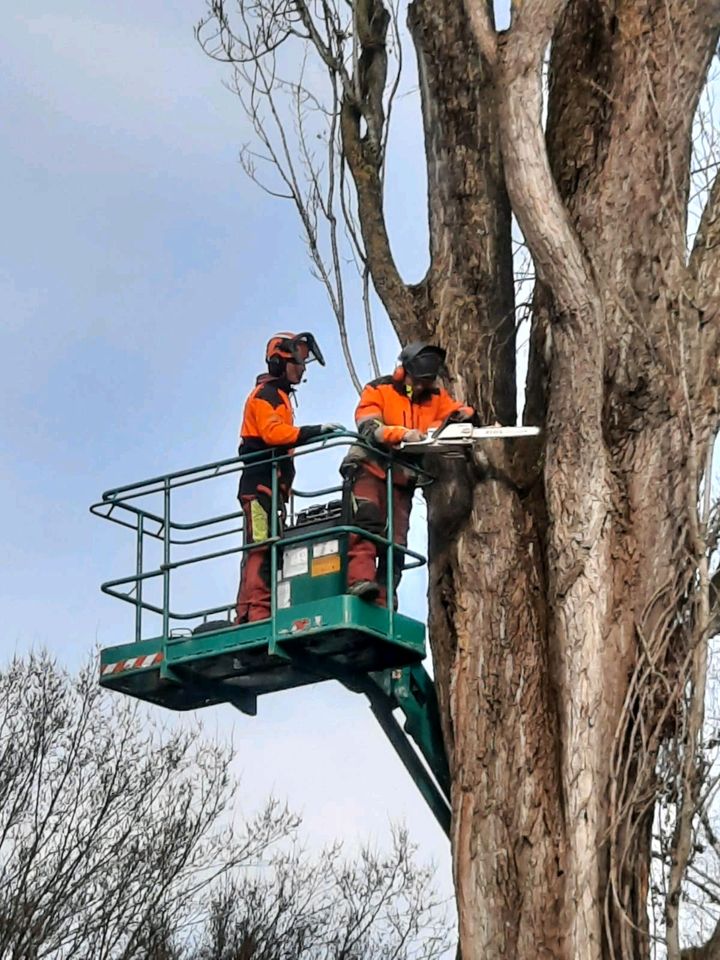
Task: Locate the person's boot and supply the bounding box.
[348,580,381,602]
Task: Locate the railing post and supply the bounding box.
[135,513,144,643]
[270,457,279,650]
[162,478,171,639]
[386,459,395,639]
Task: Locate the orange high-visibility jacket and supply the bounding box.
[349,375,473,479]
[238,374,322,496]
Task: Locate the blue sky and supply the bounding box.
[1,0,453,885]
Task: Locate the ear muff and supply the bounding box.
[267,356,286,377]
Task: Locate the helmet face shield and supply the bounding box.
[266,331,325,367]
[292,332,325,366]
[402,343,446,381]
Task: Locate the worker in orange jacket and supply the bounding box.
[342,342,474,606]
[235,332,342,623]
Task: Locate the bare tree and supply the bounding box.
[0,652,292,959]
[0,653,449,959]
[198,0,720,956]
[182,828,451,959]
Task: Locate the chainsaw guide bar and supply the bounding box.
[400,424,541,449]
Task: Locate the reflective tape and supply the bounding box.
[101,652,163,676]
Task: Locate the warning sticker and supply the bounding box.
[311,555,341,577]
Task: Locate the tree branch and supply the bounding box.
[459,0,495,66]
[495,0,599,326]
[340,95,418,341]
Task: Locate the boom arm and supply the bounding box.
[347,666,451,837]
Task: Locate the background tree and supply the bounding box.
[198,0,720,957]
[175,828,450,959]
[0,653,449,959]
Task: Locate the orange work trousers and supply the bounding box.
[346,465,413,607]
[235,490,285,623]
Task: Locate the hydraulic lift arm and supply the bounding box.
[346,666,451,837]
[284,653,452,837]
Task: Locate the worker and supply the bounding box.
[235,332,342,623]
[341,342,474,606]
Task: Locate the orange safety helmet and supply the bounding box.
[265,331,325,372]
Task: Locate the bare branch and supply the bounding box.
[362,265,382,378]
[340,96,418,340]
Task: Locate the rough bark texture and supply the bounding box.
[420,0,719,958]
[542,5,719,957]
[404,3,567,951]
[343,0,720,951]
[408,0,515,424]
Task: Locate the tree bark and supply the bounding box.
[442,0,720,957]
[408,0,515,424]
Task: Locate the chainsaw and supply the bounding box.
[399,422,540,450]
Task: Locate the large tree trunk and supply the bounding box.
[417,1,720,958]
[408,0,570,953]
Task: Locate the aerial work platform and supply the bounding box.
[92,434,451,834]
[100,596,425,713]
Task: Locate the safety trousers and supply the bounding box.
[235,491,285,623]
[346,466,413,607]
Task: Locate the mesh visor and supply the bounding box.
[405,347,444,380]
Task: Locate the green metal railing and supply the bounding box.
[92,432,452,835]
[90,431,429,644]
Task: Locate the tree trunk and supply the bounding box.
[418,1,720,958]
[408,0,515,424]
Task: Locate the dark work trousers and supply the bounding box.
[235,490,286,623]
[346,465,413,607]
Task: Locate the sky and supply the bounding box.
[0,0,455,896]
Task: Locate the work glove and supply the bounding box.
[448,407,475,423]
[320,422,345,433]
[371,424,426,445]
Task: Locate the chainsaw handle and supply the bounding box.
[430,413,455,441]
[431,409,474,440]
